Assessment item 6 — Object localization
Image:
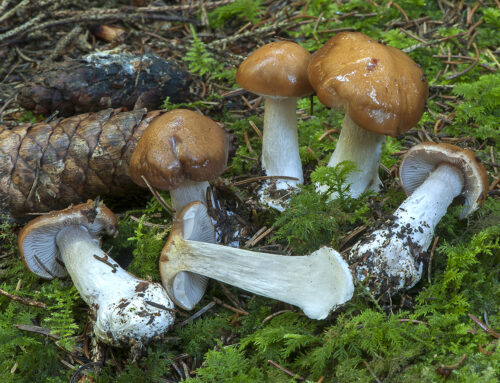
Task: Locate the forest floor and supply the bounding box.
[0,1,499,382]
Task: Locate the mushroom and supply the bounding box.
[308,32,429,198]
[159,201,354,319]
[236,41,313,209]
[18,200,175,346]
[129,109,228,213]
[347,142,488,295]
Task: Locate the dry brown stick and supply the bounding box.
[390,2,409,23]
[208,19,290,48]
[14,324,57,339]
[248,120,263,141]
[0,13,44,42]
[128,215,170,229]
[232,175,299,186]
[437,354,467,376]
[0,0,30,23]
[27,13,196,36]
[398,318,428,325]
[140,176,175,213]
[216,281,242,309]
[427,236,440,283]
[0,288,46,308]
[0,0,11,17]
[53,1,235,17]
[268,360,304,380]
[42,25,82,66]
[176,301,216,328]
[467,2,481,26]
[247,226,273,247]
[262,309,293,324]
[446,43,479,80]
[363,360,382,383]
[213,297,249,316]
[468,314,500,338]
[400,28,427,43]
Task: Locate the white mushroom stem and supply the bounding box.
[161,203,353,319]
[166,243,352,320]
[319,114,384,198]
[55,224,174,345]
[348,163,464,294]
[262,96,303,188]
[170,180,210,213]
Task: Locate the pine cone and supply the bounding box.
[18,53,192,116]
[0,108,164,221]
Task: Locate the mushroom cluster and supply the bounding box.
[12,31,490,353]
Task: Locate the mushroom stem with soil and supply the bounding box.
[347,142,488,295]
[18,201,175,346]
[160,202,354,319]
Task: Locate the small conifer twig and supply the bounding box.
[0,287,46,308]
[141,176,174,213]
[176,301,216,328]
[268,359,304,380]
[436,354,467,377]
[14,324,56,338]
[427,236,439,283]
[262,309,293,324]
[468,314,500,339]
[213,297,248,316]
[232,175,299,186]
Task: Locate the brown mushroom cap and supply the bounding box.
[236,41,313,98]
[18,200,118,279]
[399,142,488,219]
[308,32,429,137]
[129,109,228,190]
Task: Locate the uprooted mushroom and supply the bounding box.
[18,200,175,346]
[158,143,488,317]
[308,32,429,198]
[347,142,488,295]
[159,201,354,319]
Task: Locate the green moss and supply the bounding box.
[273,163,371,254]
[207,0,264,29]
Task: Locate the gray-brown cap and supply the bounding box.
[236,41,313,98]
[308,32,428,137]
[399,142,488,219]
[18,200,118,279]
[129,109,228,190]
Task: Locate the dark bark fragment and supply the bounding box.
[0,108,164,221]
[18,53,192,116]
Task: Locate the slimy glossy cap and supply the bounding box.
[308,32,428,137]
[129,109,228,190]
[236,41,313,98]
